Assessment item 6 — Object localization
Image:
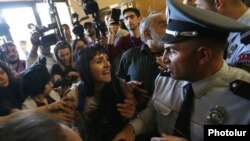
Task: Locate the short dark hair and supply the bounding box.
[83,22,93,29]
[0,111,66,141]
[62,23,70,28]
[21,64,51,97]
[122,7,140,17]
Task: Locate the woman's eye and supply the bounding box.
[96,60,102,63]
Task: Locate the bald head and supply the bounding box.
[139,12,167,43]
[195,0,248,19]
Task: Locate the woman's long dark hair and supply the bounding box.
[76,45,124,100]
[0,61,24,113]
[76,45,126,141]
[0,61,14,88]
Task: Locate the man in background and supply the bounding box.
[1,42,26,77]
[26,32,56,72]
[111,8,142,71]
[62,24,73,45]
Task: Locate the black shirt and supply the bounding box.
[117,44,163,111]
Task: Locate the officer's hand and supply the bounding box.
[112,125,135,141]
[151,134,188,141]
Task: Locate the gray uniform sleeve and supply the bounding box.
[129,100,157,135]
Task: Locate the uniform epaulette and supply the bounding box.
[230,80,250,100]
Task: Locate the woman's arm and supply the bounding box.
[117,81,137,119]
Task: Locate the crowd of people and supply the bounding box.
[0,0,249,141]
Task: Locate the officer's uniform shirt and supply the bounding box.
[130,62,250,141]
[226,8,250,72]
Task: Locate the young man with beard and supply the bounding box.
[2,42,26,77]
[110,8,142,71]
[83,22,97,46]
[26,32,56,72]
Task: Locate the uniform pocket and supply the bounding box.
[153,99,172,116]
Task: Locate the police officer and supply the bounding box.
[112,0,250,141]
[195,0,250,72]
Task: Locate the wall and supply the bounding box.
[68,0,167,21]
[135,0,166,18]
[97,0,123,9]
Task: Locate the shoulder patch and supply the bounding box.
[240,30,250,45]
[230,80,250,100]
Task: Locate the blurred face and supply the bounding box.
[43,82,53,95]
[162,40,199,81]
[104,14,112,26]
[40,46,51,56]
[149,14,167,47]
[57,48,71,65]
[62,25,72,41]
[84,26,96,36]
[6,45,19,64]
[0,67,9,87]
[105,13,118,28]
[75,40,85,50]
[195,0,216,11]
[90,53,111,84]
[123,11,140,30]
[19,41,27,51]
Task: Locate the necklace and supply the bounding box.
[129,35,137,48]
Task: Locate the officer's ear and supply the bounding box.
[214,0,225,11]
[196,46,212,65]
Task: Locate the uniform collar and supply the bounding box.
[140,44,150,54]
[237,8,250,24]
[191,61,229,98]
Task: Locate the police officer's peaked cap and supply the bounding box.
[162,0,250,43]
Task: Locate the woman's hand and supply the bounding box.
[117,98,136,119]
[126,81,150,104]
